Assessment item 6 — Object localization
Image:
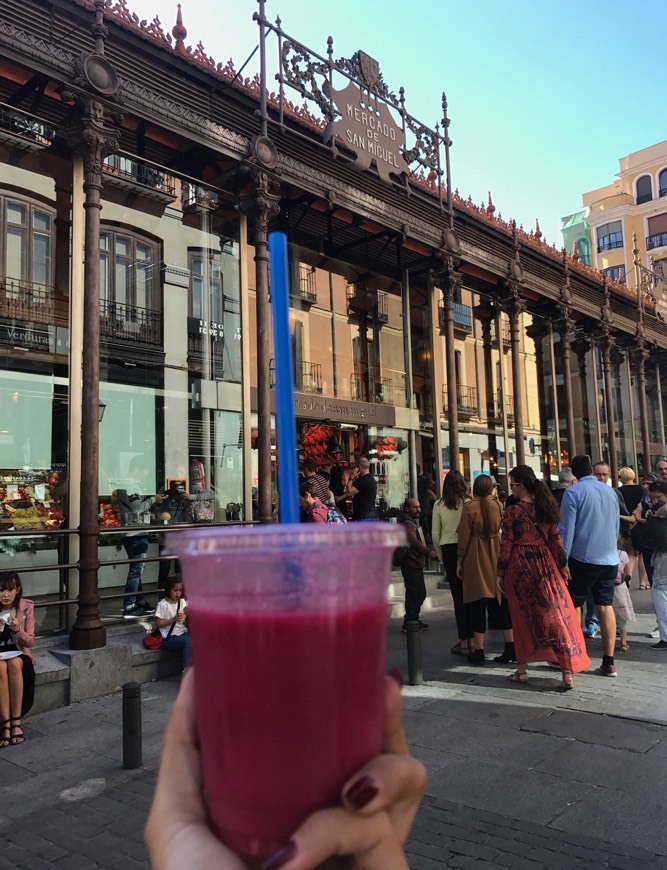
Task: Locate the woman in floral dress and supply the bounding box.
[497,465,590,690]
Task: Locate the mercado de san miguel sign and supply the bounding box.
[323,52,409,182]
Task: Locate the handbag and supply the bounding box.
[640,515,667,551]
[143,599,181,650]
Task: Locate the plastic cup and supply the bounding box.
[170,521,405,859]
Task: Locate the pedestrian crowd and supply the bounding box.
[411,454,667,689]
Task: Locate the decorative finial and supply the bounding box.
[172,4,187,54]
[486,191,495,214]
[534,219,542,241]
[571,244,580,263]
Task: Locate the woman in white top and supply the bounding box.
[155,575,191,667]
[431,470,472,656]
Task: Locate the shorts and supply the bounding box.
[567,557,616,608]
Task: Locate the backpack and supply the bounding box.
[326,506,347,524]
[392,545,410,568]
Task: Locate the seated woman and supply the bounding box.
[0,570,36,746]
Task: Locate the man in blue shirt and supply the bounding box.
[559,455,620,677]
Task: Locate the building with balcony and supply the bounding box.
[571,139,667,291]
[2,0,667,648]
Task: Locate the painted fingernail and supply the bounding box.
[343,774,380,810]
[388,667,403,688]
[262,840,297,870]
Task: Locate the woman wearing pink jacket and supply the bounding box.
[0,570,35,747]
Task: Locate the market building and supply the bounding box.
[1,0,666,648]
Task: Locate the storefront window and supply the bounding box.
[99,381,157,496]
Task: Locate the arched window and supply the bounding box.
[636,174,652,205]
[659,168,667,198]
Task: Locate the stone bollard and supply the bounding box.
[404,620,423,686]
[122,681,143,769]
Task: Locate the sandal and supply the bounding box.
[639,584,650,590]
[559,671,574,691]
[0,720,9,749]
[619,642,630,652]
[507,670,528,684]
[450,643,470,657]
[9,718,24,746]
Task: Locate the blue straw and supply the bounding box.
[268,231,299,524]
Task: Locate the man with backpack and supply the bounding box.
[299,480,347,524]
[398,498,439,633]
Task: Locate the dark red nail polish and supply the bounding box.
[343,774,380,810]
[262,840,297,870]
[388,667,403,688]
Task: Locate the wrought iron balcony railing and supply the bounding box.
[490,320,511,346]
[100,300,162,346]
[371,376,393,404]
[103,155,177,199]
[0,103,55,149]
[346,285,389,323]
[486,393,515,424]
[270,359,323,394]
[182,183,219,211]
[0,278,55,325]
[297,264,317,304]
[597,237,623,253]
[442,384,478,417]
[647,233,667,251]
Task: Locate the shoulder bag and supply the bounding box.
[143,599,181,650]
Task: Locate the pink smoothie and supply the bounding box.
[189,601,387,857]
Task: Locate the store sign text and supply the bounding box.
[324,81,409,183]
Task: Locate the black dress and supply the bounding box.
[0,620,35,716]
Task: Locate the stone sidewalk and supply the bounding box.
[1,588,665,868]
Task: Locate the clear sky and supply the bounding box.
[125,0,664,244]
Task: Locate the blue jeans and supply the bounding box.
[123,535,148,609]
[164,633,191,666]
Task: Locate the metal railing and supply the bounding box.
[647,233,667,251]
[0,102,55,147]
[350,373,368,402]
[182,182,219,211]
[490,320,511,345]
[376,291,389,323]
[100,300,163,346]
[270,359,323,393]
[0,521,255,637]
[371,376,393,403]
[597,237,624,253]
[0,278,55,325]
[442,384,478,416]
[103,154,177,197]
[297,264,317,303]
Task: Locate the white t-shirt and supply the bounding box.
[155,598,188,638]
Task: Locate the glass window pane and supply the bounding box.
[33,211,51,233]
[100,232,110,251]
[6,202,26,226]
[115,261,130,307]
[5,226,26,281]
[115,236,130,258]
[100,252,110,305]
[32,233,51,286]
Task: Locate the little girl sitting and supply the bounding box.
[155,575,191,668]
[613,545,635,652]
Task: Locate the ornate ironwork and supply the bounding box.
[270,15,447,189]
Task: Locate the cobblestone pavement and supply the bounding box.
[1,586,665,868]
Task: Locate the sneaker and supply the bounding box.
[135,603,155,616]
[122,604,139,618]
[418,621,430,632]
[583,626,599,639]
[650,640,667,650]
[650,628,660,639]
[596,663,618,678]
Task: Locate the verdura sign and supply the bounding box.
[325,80,409,183]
